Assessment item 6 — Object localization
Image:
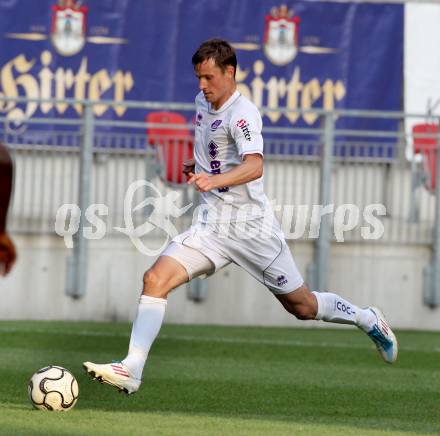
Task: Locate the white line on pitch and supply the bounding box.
[0,326,438,353]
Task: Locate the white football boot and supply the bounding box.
[83,361,141,394]
[365,307,398,364]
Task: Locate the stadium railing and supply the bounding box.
[1,97,439,305]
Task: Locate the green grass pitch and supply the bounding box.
[0,321,439,435]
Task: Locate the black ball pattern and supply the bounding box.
[28,365,79,411]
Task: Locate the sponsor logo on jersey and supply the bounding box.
[236,119,252,141]
[196,112,203,126]
[277,275,288,286]
[208,140,218,159]
[210,119,222,131]
[207,140,229,193]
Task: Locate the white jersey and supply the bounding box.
[194,90,271,223]
[168,91,304,294]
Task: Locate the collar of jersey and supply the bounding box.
[208,90,241,114]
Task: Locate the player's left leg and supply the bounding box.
[275,285,398,363]
[84,241,221,394]
[83,254,189,393]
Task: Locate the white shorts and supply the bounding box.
[161,218,304,294]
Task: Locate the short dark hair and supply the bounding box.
[192,38,237,77]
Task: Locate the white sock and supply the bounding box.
[312,291,376,331]
[122,295,167,379]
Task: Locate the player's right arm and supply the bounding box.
[183,95,201,178]
[182,158,195,177]
[0,143,16,276]
[187,153,262,192]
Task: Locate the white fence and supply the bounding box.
[2,98,440,311]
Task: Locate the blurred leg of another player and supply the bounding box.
[0,142,16,276]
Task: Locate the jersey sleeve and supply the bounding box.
[230,105,264,158]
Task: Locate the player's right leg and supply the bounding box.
[83,242,215,394]
[276,285,398,364]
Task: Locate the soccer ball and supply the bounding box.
[28,365,79,411]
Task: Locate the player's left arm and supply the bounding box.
[187,154,262,192]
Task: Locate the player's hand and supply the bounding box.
[182,159,195,177]
[0,232,16,276]
[187,172,216,192]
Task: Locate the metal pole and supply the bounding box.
[309,112,334,291]
[424,118,440,307]
[66,102,94,299]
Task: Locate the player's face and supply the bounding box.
[195,58,235,110]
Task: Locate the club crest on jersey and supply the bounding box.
[51,0,88,56]
[210,119,222,131]
[236,119,251,141]
[263,5,300,66]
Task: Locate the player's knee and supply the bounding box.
[290,304,315,320]
[142,269,164,295]
[281,294,317,320]
[277,284,317,320]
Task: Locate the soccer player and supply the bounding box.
[84,39,398,394]
[0,142,16,276]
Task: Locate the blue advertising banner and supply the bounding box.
[0,0,403,130]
